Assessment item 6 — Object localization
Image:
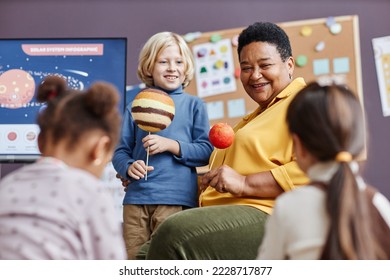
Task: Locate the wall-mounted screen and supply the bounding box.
[0,38,127,163]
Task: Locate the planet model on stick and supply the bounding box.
[209,123,234,149]
[208,123,235,170]
[131,88,175,132]
[131,88,175,180]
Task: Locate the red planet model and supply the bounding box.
[208,123,234,149]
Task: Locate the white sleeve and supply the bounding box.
[256,200,287,260]
[373,192,390,228]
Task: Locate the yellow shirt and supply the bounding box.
[200,78,309,214]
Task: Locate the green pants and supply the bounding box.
[137,205,269,260]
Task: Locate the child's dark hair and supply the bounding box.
[286,82,385,259]
[37,76,121,152]
[36,75,69,102]
[237,22,292,61]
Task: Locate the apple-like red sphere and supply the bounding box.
[209,123,234,149]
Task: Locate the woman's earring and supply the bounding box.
[289,73,292,80]
[93,158,102,166]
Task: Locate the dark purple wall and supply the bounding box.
[1,0,389,198]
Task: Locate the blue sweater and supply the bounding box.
[112,86,213,208]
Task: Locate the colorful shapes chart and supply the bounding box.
[193,38,236,98]
[373,35,390,117]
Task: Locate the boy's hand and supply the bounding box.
[142,134,180,156]
[127,160,154,180]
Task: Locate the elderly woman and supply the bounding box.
[141,22,309,259]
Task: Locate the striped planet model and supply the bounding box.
[131,88,175,132]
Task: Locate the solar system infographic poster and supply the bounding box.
[0,38,127,162]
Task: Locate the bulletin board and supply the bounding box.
[185,15,362,127]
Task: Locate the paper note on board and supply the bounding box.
[227,98,246,118]
[333,57,350,74]
[313,58,330,75]
[206,101,224,120]
[372,35,390,117]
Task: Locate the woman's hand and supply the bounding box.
[200,165,245,196]
[142,134,180,156]
[127,160,154,180]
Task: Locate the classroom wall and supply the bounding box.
[1,0,389,198]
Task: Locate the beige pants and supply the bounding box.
[122,205,183,260]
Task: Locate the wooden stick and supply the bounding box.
[145,132,151,180]
[209,149,218,170]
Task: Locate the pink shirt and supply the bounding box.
[0,157,126,259]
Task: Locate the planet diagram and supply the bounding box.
[0,69,36,109]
